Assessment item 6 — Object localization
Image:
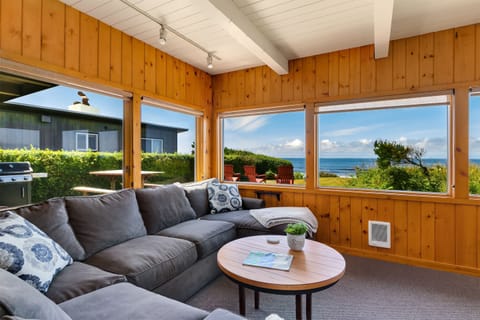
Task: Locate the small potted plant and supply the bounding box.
[284,222,308,251]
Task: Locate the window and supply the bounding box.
[1,69,126,201]
[141,99,199,184]
[316,94,451,193]
[142,138,164,153]
[221,108,305,185]
[469,91,480,195]
[75,132,98,151]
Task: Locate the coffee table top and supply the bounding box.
[217,235,345,293]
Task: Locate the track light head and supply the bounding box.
[207,54,213,69]
[159,25,167,45]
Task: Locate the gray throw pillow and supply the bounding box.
[182,178,218,217]
[65,189,146,258]
[0,211,73,293]
[0,268,72,320]
[135,183,197,234]
[207,182,242,214]
[14,198,86,261]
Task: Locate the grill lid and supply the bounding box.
[0,162,33,175]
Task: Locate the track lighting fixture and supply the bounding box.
[159,25,167,45]
[207,54,213,69]
[120,0,221,71]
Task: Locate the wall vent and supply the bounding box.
[368,220,391,248]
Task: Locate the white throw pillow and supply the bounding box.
[0,211,73,292]
[207,182,242,214]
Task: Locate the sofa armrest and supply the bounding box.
[204,308,247,320]
[242,197,265,210]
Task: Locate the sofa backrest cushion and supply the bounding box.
[135,184,196,234]
[182,178,218,218]
[0,268,72,320]
[65,189,146,258]
[14,198,86,261]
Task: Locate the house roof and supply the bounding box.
[60,0,480,75]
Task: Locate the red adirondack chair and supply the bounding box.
[243,165,266,183]
[275,165,294,184]
[224,164,240,182]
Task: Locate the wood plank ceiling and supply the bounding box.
[60,0,480,75]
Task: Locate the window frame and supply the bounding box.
[218,104,306,185]
[314,92,454,195]
[141,137,164,153]
[75,132,98,151]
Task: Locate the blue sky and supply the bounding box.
[9,86,480,159]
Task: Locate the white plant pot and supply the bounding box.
[286,233,305,251]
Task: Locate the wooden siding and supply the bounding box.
[215,25,480,276]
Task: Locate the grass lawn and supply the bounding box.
[264,177,349,187]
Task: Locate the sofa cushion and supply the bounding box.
[0,211,72,293]
[200,210,287,237]
[85,235,197,291]
[157,220,236,259]
[65,189,147,258]
[59,282,208,320]
[182,178,218,217]
[14,198,86,261]
[0,268,71,320]
[135,184,197,234]
[207,182,242,214]
[46,261,127,304]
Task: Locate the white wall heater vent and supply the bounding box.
[368,220,391,248]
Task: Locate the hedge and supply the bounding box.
[0,148,194,202]
[223,148,292,181]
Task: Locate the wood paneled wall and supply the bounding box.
[0,0,212,109]
[214,25,480,276]
[0,0,212,183]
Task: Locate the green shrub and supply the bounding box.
[346,165,447,192]
[0,148,194,202]
[224,148,291,176]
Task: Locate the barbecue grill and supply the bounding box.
[0,162,33,208]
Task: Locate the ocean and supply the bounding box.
[283,158,456,177]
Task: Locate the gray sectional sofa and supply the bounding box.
[0,179,286,320]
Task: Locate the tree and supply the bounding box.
[373,139,429,177]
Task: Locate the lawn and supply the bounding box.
[264,177,349,187]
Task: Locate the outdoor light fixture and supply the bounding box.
[159,24,167,45]
[207,54,213,69]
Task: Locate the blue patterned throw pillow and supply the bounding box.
[207,182,242,214]
[0,211,73,292]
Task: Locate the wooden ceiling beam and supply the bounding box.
[192,0,289,75]
[374,0,394,59]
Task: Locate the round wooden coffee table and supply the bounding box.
[217,235,345,320]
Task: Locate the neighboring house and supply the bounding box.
[0,102,187,153]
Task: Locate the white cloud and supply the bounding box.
[225,115,269,133]
[323,125,382,138]
[285,139,303,148]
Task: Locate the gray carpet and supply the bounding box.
[187,255,480,320]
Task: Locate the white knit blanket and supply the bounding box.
[249,207,318,236]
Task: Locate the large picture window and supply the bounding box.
[221,108,305,185]
[140,100,198,184]
[1,70,126,201]
[316,94,451,193]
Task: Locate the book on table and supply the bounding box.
[242,251,294,271]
